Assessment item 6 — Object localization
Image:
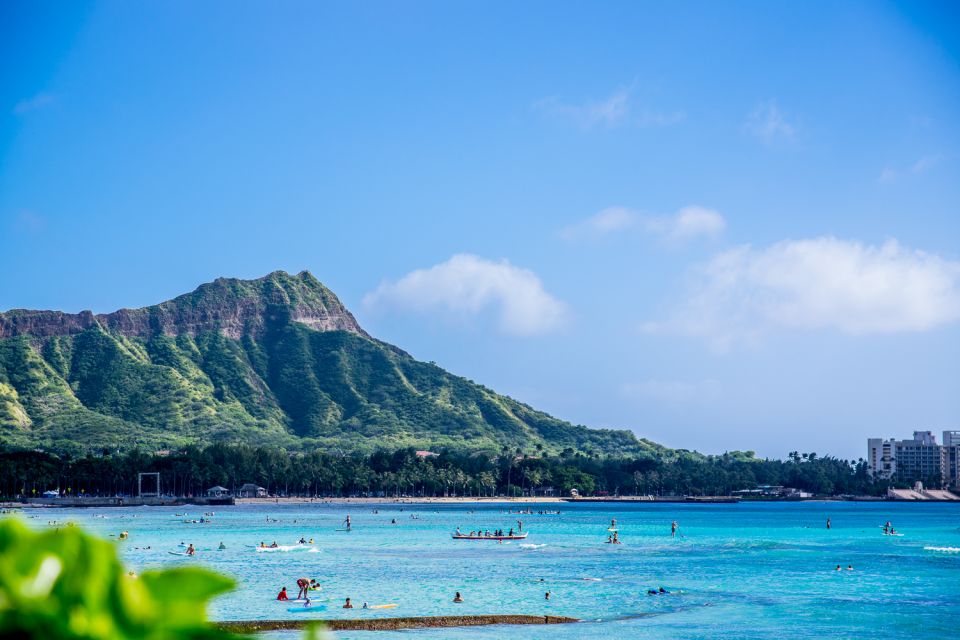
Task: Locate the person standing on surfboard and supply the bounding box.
[296,577,312,599]
[343,515,352,530]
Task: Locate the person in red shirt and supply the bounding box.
[276,587,289,601]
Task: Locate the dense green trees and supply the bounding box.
[0,444,887,499]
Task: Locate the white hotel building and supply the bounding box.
[868,431,960,488]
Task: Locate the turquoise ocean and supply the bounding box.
[13,501,960,639]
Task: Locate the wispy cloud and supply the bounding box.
[642,237,960,352]
[743,100,796,144]
[560,205,725,243]
[911,155,942,174]
[13,211,47,233]
[621,379,722,405]
[533,88,684,130]
[644,206,727,241]
[364,254,568,336]
[558,207,637,240]
[13,93,54,116]
[879,154,943,183]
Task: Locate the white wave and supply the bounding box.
[519,543,547,550]
[255,545,315,553]
[924,546,960,553]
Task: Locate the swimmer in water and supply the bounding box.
[847,565,854,571]
[186,544,196,556]
[343,598,353,609]
[826,518,831,530]
[453,592,463,603]
[218,541,226,550]
[545,591,551,600]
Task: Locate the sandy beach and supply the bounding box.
[234,496,566,505]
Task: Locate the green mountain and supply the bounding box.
[0,271,652,455]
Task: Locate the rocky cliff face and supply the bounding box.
[0,271,368,341]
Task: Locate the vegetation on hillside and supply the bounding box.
[0,272,647,456]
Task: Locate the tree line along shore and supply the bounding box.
[0,443,898,500]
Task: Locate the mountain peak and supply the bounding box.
[0,271,367,340]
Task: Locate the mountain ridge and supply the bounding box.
[0,270,368,341]
[0,271,653,456]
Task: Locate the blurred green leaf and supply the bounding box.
[0,519,244,640]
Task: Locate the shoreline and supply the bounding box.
[4,495,956,509]
[216,614,579,633]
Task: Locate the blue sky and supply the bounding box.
[2,1,958,459]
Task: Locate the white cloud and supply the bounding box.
[560,205,725,242]
[645,206,726,241]
[364,254,567,336]
[533,88,683,130]
[743,100,796,143]
[13,93,54,116]
[644,237,960,351]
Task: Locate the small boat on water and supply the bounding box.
[452,532,528,540]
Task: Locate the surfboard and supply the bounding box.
[287,605,326,613]
[167,551,192,556]
[367,604,398,609]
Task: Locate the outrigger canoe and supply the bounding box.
[452,532,528,540]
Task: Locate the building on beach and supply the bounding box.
[731,485,812,499]
[206,485,230,497]
[867,431,960,489]
[944,431,960,489]
[238,483,267,498]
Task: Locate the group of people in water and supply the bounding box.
[504,508,560,515]
[455,527,518,538]
[276,581,387,611]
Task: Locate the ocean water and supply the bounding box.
[11,501,960,639]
